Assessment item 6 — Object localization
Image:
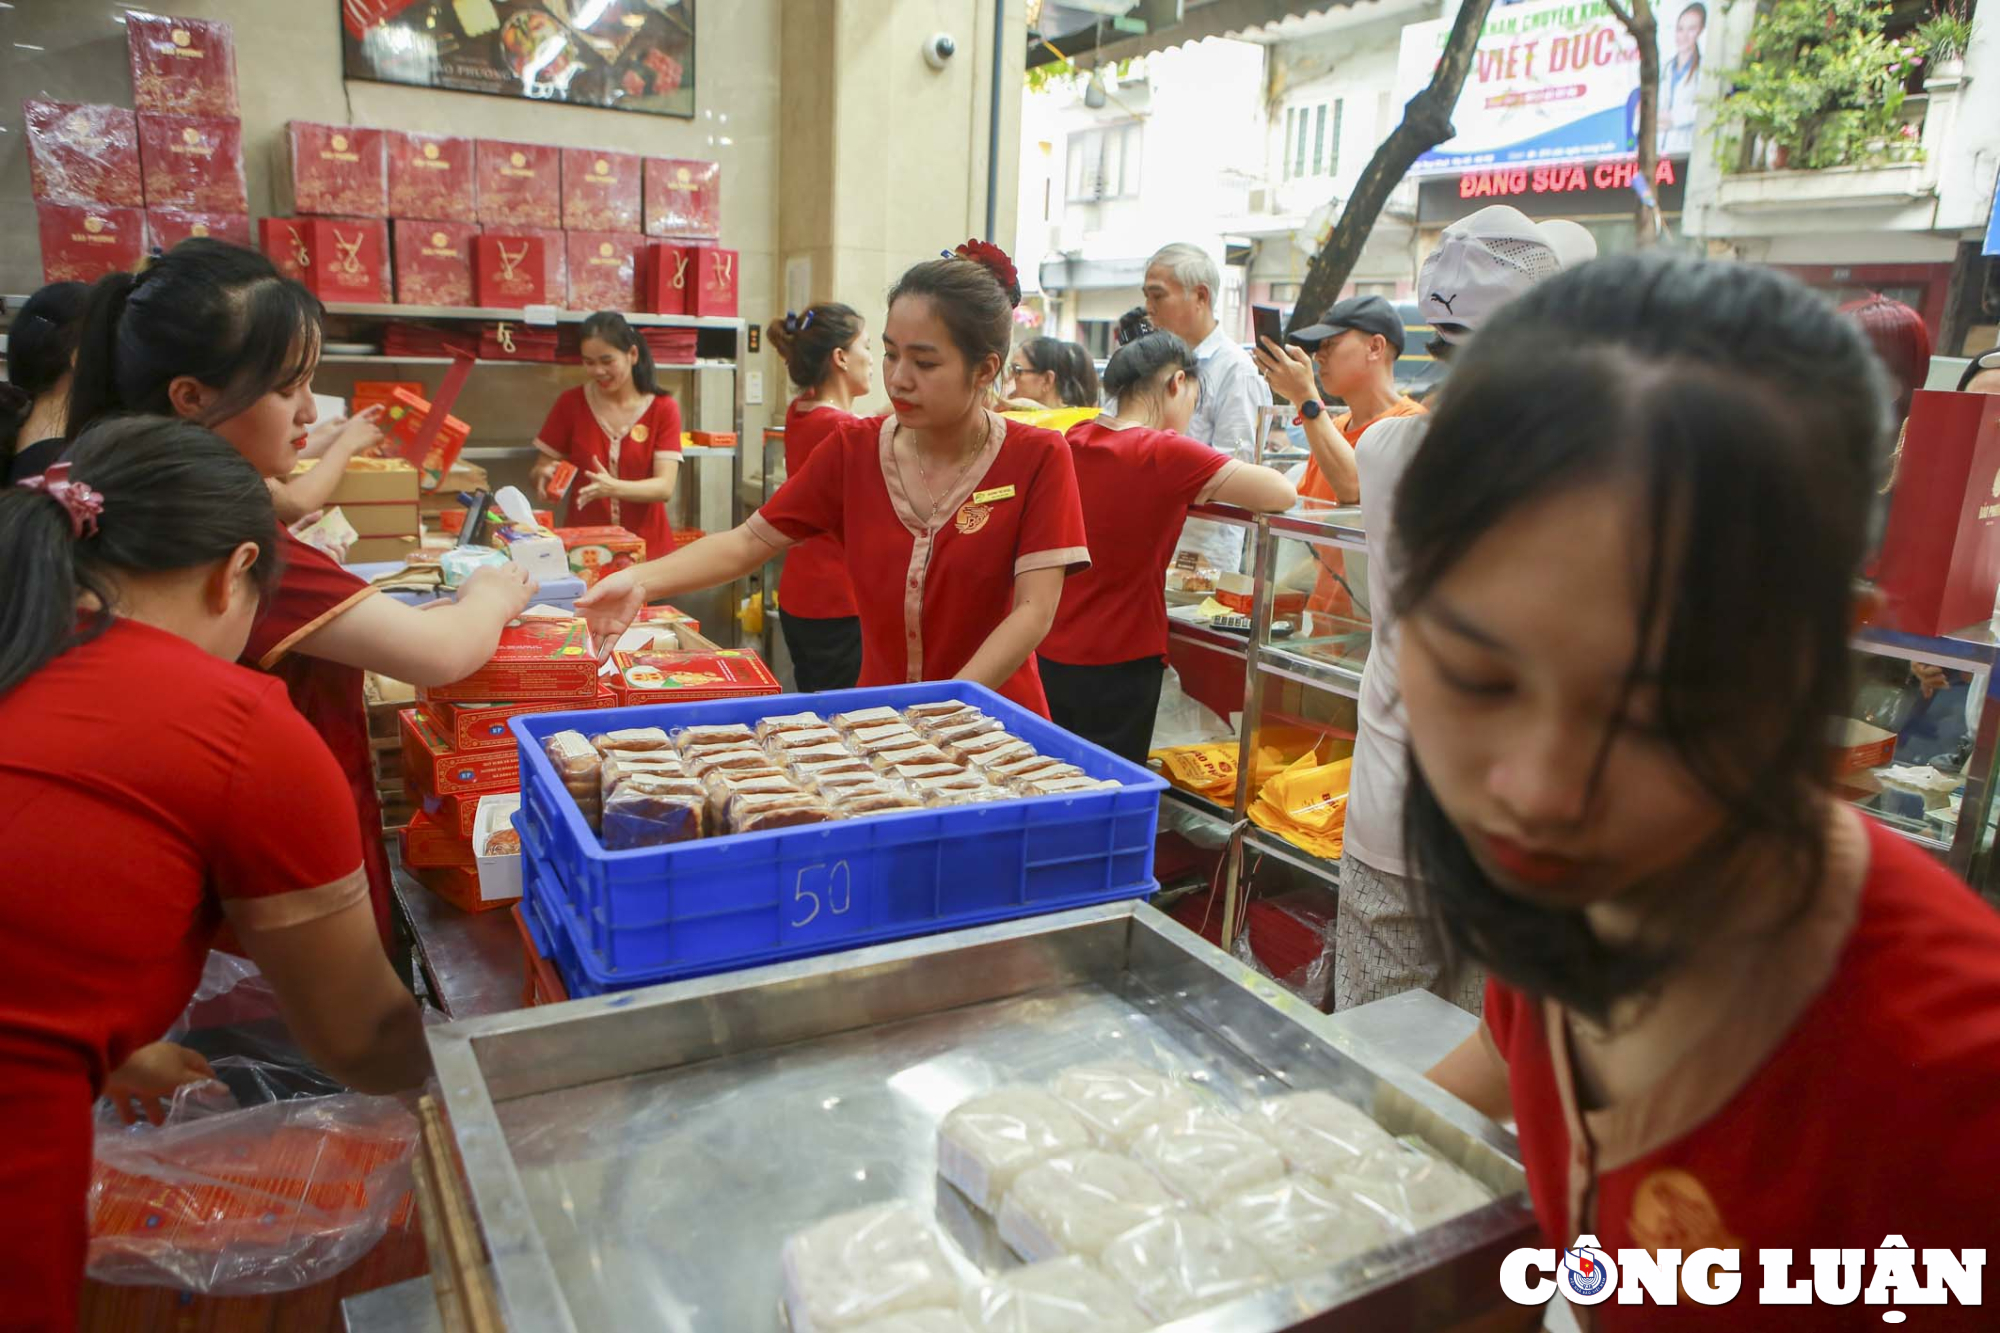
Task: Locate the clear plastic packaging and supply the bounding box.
[1016,774,1107,798]
[883,761,961,782]
[968,740,1037,771]
[591,726,672,753]
[783,742,860,766]
[931,719,1005,751]
[733,797,837,833]
[836,791,924,816]
[1213,1175,1397,1280]
[673,723,756,750]
[961,1256,1148,1332]
[544,731,601,782]
[780,1202,966,1333]
[987,755,1065,783]
[687,747,778,776]
[995,1151,1178,1263]
[754,710,825,740]
[87,1061,417,1295]
[830,706,903,732]
[1047,1061,1203,1148]
[936,1088,1093,1212]
[943,731,1021,764]
[912,708,986,736]
[792,757,877,782]
[851,722,923,750]
[1129,1108,1285,1209]
[770,727,847,751]
[849,1311,976,1333]
[601,787,703,849]
[904,700,974,722]
[1098,1212,1276,1322]
[1247,1091,1397,1185]
[809,771,895,798]
[601,756,686,796]
[1332,1140,1494,1234]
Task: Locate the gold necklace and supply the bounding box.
[909,417,986,528]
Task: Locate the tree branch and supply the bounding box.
[1285,0,1499,333]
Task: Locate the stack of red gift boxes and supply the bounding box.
[398,617,612,912]
[27,14,247,283]
[264,125,737,321]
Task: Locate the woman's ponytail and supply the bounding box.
[63,269,141,439]
[0,415,283,699]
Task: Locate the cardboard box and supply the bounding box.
[1872,390,2000,635]
[386,129,477,222]
[420,462,491,515]
[422,788,493,840]
[474,795,524,901]
[24,102,143,208]
[491,525,570,582]
[381,386,470,489]
[137,112,246,214]
[36,203,144,284]
[340,502,422,539]
[608,647,783,705]
[394,220,478,307]
[566,231,643,312]
[419,689,610,752]
[400,809,477,869]
[144,206,249,252]
[1831,718,1898,775]
[280,122,386,217]
[692,247,739,317]
[349,534,421,562]
[259,216,313,284]
[475,139,560,230]
[562,148,642,233]
[473,233,546,308]
[558,525,647,583]
[127,13,239,117]
[420,618,602,703]
[301,216,390,304]
[401,707,519,797]
[642,241,696,315]
[643,157,720,239]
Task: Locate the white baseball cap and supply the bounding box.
[1419,206,1600,345]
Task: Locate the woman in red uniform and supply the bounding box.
[581,244,1088,716]
[530,310,683,559]
[1402,257,2000,1327]
[0,418,432,1331]
[1041,311,1296,761]
[767,302,873,691]
[66,240,535,945]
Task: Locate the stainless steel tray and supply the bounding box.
[428,901,1535,1331]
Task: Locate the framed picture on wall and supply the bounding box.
[342,0,696,118]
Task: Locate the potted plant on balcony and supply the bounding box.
[1719,0,1922,171]
[1917,2,1973,83]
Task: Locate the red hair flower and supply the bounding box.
[947,239,1021,304]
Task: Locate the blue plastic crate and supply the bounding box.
[508,681,1166,983]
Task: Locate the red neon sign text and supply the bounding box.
[1458,157,1678,200]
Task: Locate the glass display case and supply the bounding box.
[1162,489,2000,961]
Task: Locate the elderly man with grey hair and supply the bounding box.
[1143,241,1272,574]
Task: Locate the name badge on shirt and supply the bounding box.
[972,484,1016,504]
[630,423,650,442]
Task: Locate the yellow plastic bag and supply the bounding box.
[1247,753,1350,860]
[999,405,1101,433]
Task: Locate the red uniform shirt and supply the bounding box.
[0,620,365,1331]
[535,384,683,559]
[1485,815,2000,1330]
[748,412,1089,717]
[1041,420,1237,667]
[241,531,390,945]
[776,399,860,620]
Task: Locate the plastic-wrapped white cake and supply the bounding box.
[1047,1061,1203,1147]
[847,1312,977,1333]
[960,1257,1149,1332]
[1213,1175,1399,1280]
[781,1202,966,1333]
[937,1087,1094,1211]
[1099,1212,1277,1322]
[1247,1090,1398,1184]
[996,1150,1179,1263]
[1128,1107,1286,1209]
[1335,1140,1494,1233]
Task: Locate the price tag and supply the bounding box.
[523,303,560,327]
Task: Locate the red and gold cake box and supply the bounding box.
[137,112,247,214]
[145,207,250,252]
[36,203,144,284]
[421,619,602,704]
[418,686,615,752]
[399,708,520,798]
[642,157,720,239]
[608,648,782,705]
[24,102,144,208]
[474,233,547,308]
[302,217,390,303]
[562,148,642,233]
[282,122,387,216]
[127,14,239,117]
[386,130,477,223]
[566,231,644,312]
[394,220,478,307]
[475,139,561,230]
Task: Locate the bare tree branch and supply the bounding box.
[1285,0,1499,333]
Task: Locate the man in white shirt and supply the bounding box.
[1143,242,1273,574]
[1335,207,1599,1013]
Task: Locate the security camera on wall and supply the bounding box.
[924,32,958,69]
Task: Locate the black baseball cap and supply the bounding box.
[1288,295,1405,354]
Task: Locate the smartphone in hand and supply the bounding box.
[1251,303,1284,350]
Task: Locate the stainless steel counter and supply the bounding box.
[394,865,523,1022]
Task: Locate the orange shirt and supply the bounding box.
[1300,396,1426,621]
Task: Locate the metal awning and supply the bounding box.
[1030,0,1360,70]
[1038,254,1152,292]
